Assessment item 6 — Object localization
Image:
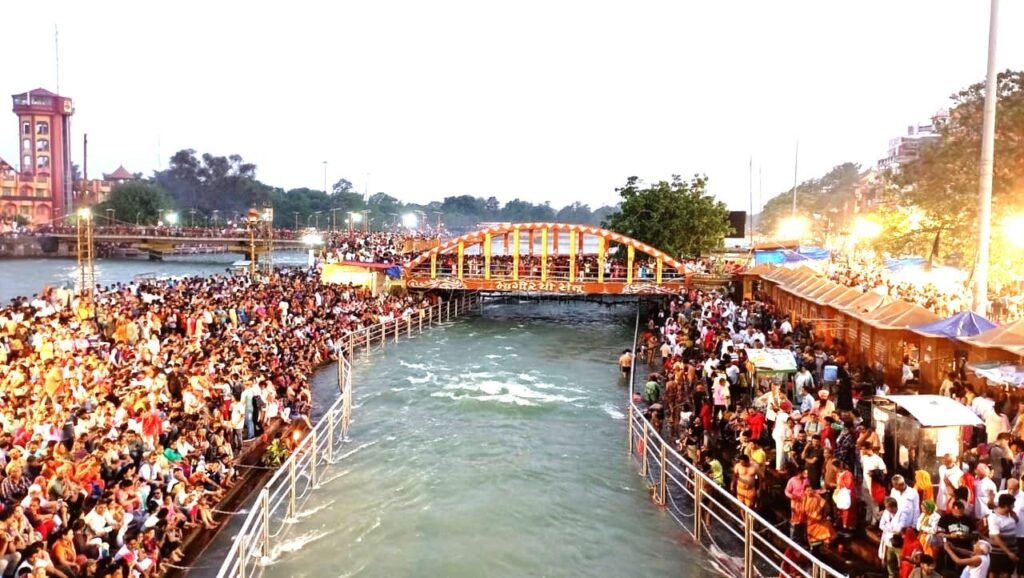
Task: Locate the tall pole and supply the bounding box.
[323,161,328,195]
[973,0,1000,316]
[791,141,799,217]
[54,25,60,94]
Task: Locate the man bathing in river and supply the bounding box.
[732,454,759,508]
[619,350,633,379]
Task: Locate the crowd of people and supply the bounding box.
[825,260,1023,324]
[632,287,1024,578]
[0,234,430,577]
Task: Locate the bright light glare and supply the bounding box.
[350,213,363,223]
[77,207,92,219]
[402,213,418,229]
[776,216,808,241]
[907,209,924,231]
[851,216,883,240]
[165,212,178,225]
[1003,213,1024,248]
[301,233,324,246]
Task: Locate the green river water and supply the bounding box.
[240,300,713,578]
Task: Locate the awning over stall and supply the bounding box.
[910,311,998,340]
[880,395,983,427]
[747,348,798,372]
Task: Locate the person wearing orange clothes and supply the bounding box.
[803,488,836,548]
[834,460,857,532]
[899,528,924,578]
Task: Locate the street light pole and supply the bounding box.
[323,161,328,195]
[973,0,1000,316]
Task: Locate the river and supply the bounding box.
[238,300,711,578]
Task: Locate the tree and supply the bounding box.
[332,178,354,195]
[97,182,172,225]
[154,149,270,215]
[758,162,861,241]
[602,175,731,258]
[879,70,1024,280]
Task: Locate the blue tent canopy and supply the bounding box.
[885,257,927,270]
[910,311,998,339]
[754,247,831,265]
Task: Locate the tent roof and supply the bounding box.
[747,348,798,371]
[868,303,942,331]
[910,311,999,339]
[963,319,1024,351]
[880,395,983,427]
[784,276,827,297]
[815,285,860,306]
[861,300,915,324]
[742,263,776,276]
[803,280,841,301]
[841,290,892,316]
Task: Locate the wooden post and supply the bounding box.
[656,256,663,285]
[503,232,509,255]
[597,236,606,283]
[552,228,559,255]
[430,253,437,279]
[528,228,535,257]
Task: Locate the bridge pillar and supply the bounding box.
[512,227,520,281]
[627,245,635,284]
[597,237,605,283]
[568,228,576,282]
[457,241,465,280]
[484,232,492,280]
[656,256,663,284]
[430,253,437,279]
[541,228,548,282]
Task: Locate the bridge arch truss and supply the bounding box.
[405,222,692,295]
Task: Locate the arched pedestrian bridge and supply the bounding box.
[405,222,705,295]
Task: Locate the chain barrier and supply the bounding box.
[625,304,847,578]
[214,292,480,578]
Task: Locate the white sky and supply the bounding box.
[2,1,1021,211]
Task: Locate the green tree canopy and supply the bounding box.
[97,182,172,226]
[602,175,731,258]
[878,70,1024,279]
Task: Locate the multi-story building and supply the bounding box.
[0,89,75,225]
[876,110,948,172]
[1,89,135,227]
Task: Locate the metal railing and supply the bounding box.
[214,292,480,578]
[625,308,846,578]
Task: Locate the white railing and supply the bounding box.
[625,307,846,578]
[214,292,480,578]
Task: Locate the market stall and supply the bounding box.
[872,395,983,475]
[747,347,799,402]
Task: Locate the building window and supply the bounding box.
[1,188,13,197]
[20,186,32,197]
[22,155,31,170]
[36,121,49,135]
[37,188,48,198]
[36,155,49,170]
[19,206,30,217]
[36,139,49,152]
[22,138,31,151]
[22,122,30,135]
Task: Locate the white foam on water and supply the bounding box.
[398,360,430,370]
[265,529,332,562]
[484,354,502,359]
[336,440,379,461]
[429,390,535,406]
[602,403,626,420]
[354,516,382,543]
[501,346,514,350]
[517,373,536,382]
[315,468,351,486]
[440,380,586,405]
[406,373,433,384]
[287,499,335,523]
[337,564,368,578]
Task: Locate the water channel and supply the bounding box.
[241,300,711,578]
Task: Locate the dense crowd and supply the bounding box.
[825,261,1022,323]
[633,288,1024,578]
[0,236,428,577]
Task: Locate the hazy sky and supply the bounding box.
[2,1,1021,211]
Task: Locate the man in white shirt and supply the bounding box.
[861,443,887,523]
[889,475,920,531]
[975,464,999,520]
[937,453,963,512]
[794,367,814,393]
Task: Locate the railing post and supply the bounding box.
[380,323,386,348]
[327,407,335,463]
[446,301,451,322]
[260,488,270,559]
[693,472,704,541]
[419,311,423,332]
[364,328,371,359]
[310,429,319,488]
[743,510,754,578]
[407,317,412,338]
[237,535,248,578]
[394,320,399,343]
[288,453,297,519]
[627,405,634,456]
[659,442,667,506]
[640,421,649,477]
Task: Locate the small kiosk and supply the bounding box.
[747,348,799,401]
[871,395,982,476]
